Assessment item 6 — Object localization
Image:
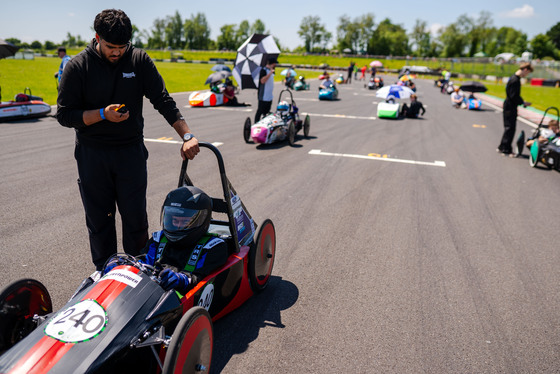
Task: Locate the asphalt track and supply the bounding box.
[1,75,559,373]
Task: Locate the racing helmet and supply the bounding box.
[161,186,212,246]
[277,100,290,115]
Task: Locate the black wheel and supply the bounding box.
[243,117,252,143]
[0,279,52,352]
[515,130,525,156]
[303,115,310,138]
[249,219,276,292]
[162,306,213,374]
[288,120,295,146]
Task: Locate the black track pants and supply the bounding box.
[499,108,517,153]
[255,100,272,123]
[75,142,149,270]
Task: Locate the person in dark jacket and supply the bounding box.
[57,9,199,271]
[400,94,425,118]
[497,62,533,156]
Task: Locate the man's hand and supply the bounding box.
[181,137,199,160]
[104,104,129,122]
[523,101,531,107]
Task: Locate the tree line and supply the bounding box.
[300,12,560,59]
[6,10,560,60]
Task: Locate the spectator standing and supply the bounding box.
[255,57,277,123]
[497,62,533,156]
[56,9,199,271]
[347,61,354,84]
[55,46,71,85]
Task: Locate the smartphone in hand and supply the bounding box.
[116,104,128,113]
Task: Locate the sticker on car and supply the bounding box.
[44,299,108,343]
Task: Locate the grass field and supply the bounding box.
[0,56,324,105]
[0,55,556,112]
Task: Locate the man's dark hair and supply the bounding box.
[57,46,66,53]
[94,9,132,45]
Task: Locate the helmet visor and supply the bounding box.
[162,206,208,233]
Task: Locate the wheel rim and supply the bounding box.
[255,221,275,288]
[164,307,213,374]
[175,318,212,373]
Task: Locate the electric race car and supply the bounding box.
[244,89,310,146]
[318,86,338,101]
[0,142,276,374]
[0,88,51,122]
[293,76,310,91]
[365,77,384,90]
[516,107,560,170]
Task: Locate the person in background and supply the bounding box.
[450,87,466,108]
[347,61,354,84]
[497,62,533,156]
[223,78,249,106]
[255,57,277,123]
[319,73,334,89]
[360,65,367,80]
[55,46,71,85]
[400,94,426,118]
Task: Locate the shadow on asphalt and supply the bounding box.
[254,135,316,150]
[210,276,299,373]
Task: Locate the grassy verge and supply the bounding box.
[0,51,560,110]
[0,57,322,105]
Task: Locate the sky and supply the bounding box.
[1,1,558,49]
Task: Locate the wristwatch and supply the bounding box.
[183,133,195,142]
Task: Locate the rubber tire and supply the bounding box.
[515,130,525,157]
[0,279,52,352]
[243,117,252,143]
[529,142,539,168]
[249,219,276,292]
[303,115,310,138]
[162,306,213,374]
[288,120,295,146]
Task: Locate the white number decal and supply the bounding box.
[45,299,107,343]
[197,284,214,311]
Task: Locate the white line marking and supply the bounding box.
[183,106,252,112]
[145,138,223,147]
[309,149,446,167]
[302,112,376,120]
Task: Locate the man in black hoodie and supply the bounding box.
[497,62,533,156]
[57,9,199,271]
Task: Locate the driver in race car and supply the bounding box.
[319,73,335,90]
[276,100,291,118]
[526,119,560,148]
[105,186,229,294]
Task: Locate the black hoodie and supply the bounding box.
[57,39,182,147]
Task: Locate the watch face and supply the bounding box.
[183,133,193,141]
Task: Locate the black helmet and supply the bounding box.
[161,186,212,246]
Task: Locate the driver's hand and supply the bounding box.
[181,137,199,160]
[159,268,190,291]
[103,260,121,275]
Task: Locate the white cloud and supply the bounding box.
[429,23,444,36]
[501,4,535,18]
